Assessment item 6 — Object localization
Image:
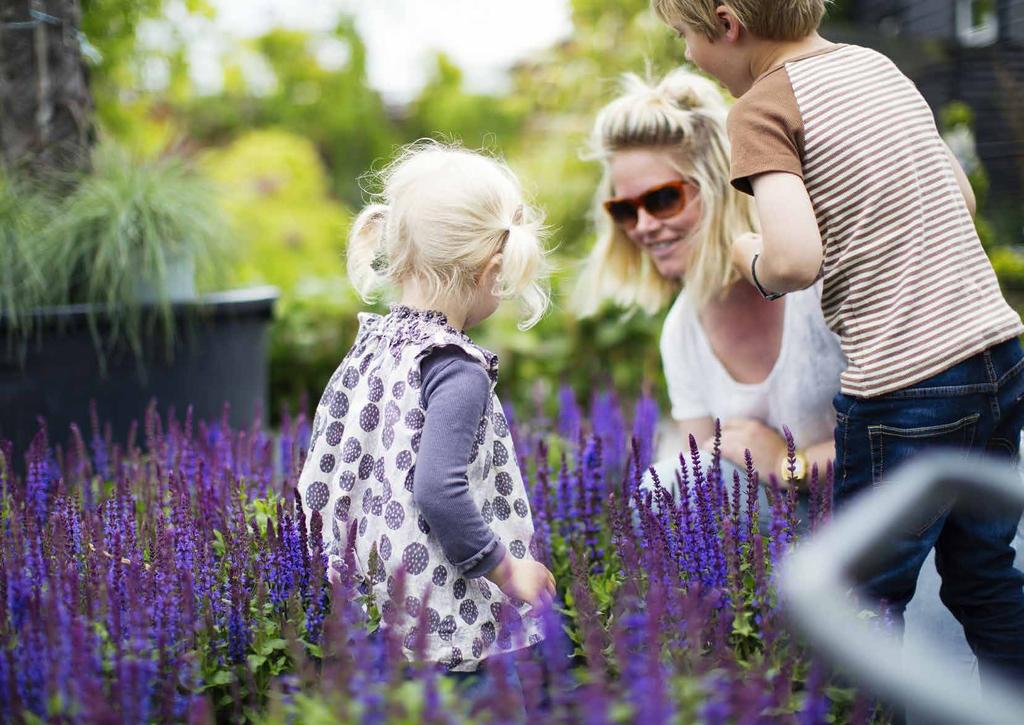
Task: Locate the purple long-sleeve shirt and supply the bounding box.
[415,346,507,578]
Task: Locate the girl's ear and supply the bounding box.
[479,252,503,290]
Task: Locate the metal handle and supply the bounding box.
[780,453,1024,725]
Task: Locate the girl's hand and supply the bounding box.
[703,417,788,485]
[485,555,556,611]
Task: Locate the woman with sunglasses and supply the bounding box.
[577,68,845,510]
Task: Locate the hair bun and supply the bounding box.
[655,68,727,114]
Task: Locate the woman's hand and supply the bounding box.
[703,417,788,483]
[485,555,556,611]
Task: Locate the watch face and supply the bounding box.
[792,456,807,480]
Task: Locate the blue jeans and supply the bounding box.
[833,337,1024,683]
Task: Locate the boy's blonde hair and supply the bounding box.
[652,0,827,41]
[348,141,549,329]
[576,68,757,316]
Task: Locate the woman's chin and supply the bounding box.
[653,259,686,280]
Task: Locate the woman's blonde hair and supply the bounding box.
[575,68,757,316]
[348,141,549,329]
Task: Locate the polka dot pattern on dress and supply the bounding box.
[306,481,329,511]
[459,599,478,624]
[359,403,380,432]
[432,566,447,587]
[509,540,526,559]
[492,411,509,437]
[384,500,404,530]
[320,454,336,473]
[438,615,457,642]
[338,471,356,491]
[330,391,349,419]
[326,421,344,446]
[367,375,384,402]
[402,542,429,575]
[495,472,513,496]
[342,437,361,463]
[358,453,374,480]
[405,408,425,430]
[493,440,509,468]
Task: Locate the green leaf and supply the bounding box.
[258,638,288,656]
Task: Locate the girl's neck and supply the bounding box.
[399,284,468,330]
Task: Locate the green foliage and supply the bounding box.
[202,129,350,291]
[45,139,231,358]
[81,0,213,135]
[0,175,49,339]
[183,21,399,207]
[406,54,530,149]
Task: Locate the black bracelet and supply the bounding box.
[751,253,786,301]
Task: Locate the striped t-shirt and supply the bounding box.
[728,43,1022,398]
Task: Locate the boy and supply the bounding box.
[653,0,1024,683]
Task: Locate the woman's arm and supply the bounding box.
[675,417,716,453]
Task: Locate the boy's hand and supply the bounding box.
[731,232,763,280]
[485,555,556,610]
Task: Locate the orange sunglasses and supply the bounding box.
[603,179,695,230]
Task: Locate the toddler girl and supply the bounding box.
[297,142,555,673]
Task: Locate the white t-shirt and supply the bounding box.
[660,283,847,450]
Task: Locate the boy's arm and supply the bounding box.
[943,141,976,218]
[732,171,823,295]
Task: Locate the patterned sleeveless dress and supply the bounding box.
[297,305,544,671]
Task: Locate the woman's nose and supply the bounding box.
[634,207,661,235]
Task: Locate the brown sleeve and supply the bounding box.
[727,67,805,196]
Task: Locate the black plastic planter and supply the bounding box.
[0,286,278,458]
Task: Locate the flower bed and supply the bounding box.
[0,391,884,723]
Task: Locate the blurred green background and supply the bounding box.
[65,0,1024,421]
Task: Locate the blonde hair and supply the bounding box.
[348,142,549,329]
[576,68,758,316]
[652,0,827,41]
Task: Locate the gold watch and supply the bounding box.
[780,450,808,483]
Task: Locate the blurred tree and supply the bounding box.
[202,128,350,291]
[180,20,398,206]
[405,52,529,150]
[80,0,210,136]
[0,0,94,176]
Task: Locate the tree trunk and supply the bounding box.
[0,0,94,177]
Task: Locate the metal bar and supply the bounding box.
[780,453,1024,725]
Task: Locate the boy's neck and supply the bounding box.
[748,33,834,83]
